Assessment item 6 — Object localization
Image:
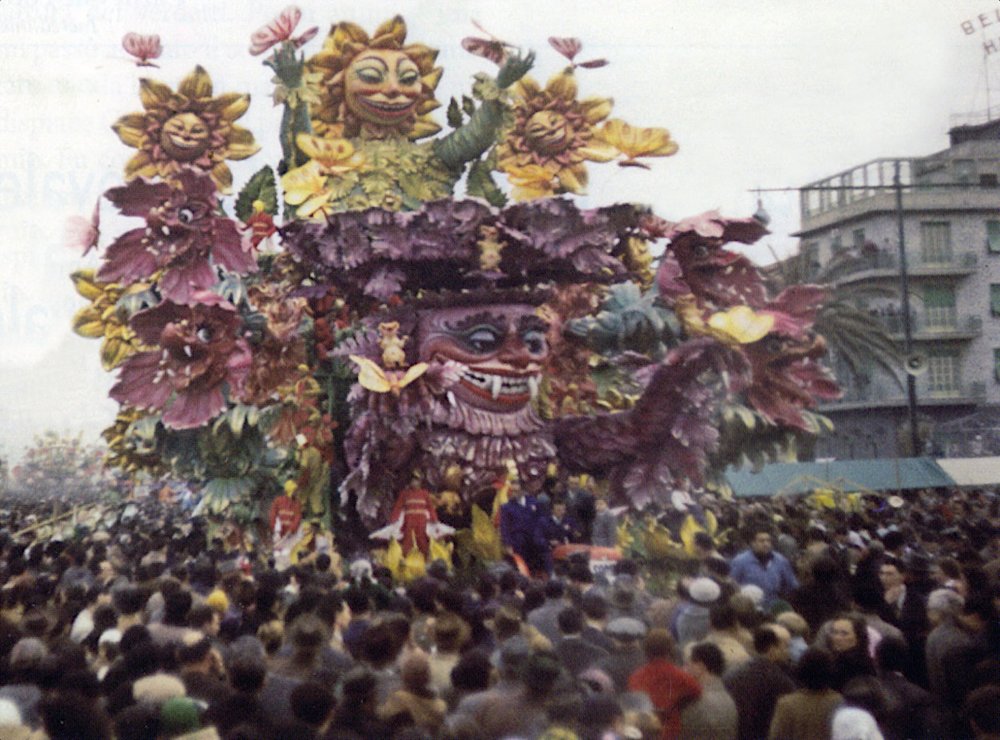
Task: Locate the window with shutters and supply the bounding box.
[927,350,959,395]
[923,284,956,328]
[920,222,952,264]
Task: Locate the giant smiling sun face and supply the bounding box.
[418,304,549,414]
[344,50,423,128]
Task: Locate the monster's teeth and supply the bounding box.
[527,376,539,399]
[491,375,503,400]
[447,391,457,407]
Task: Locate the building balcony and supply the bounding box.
[831,250,978,286]
[875,312,982,341]
[820,380,985,412]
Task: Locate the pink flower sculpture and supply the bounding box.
[249,5,319,56]
[122,33,162,67]
[110,293,251,430]
[97,171,255,303]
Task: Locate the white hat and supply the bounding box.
[888,495,904,509]
[688,577,721,605]
[740,584,764,606]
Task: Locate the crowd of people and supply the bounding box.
[0,484,995,740]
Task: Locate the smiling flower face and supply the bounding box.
[498,70,616,197]
[112,66,260,193]
[306,16,442,140]
[110,294,251,430]
[417,304,549,413]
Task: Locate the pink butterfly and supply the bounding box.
[64,199,100,255]
[249,5,319,56]
[461,20,516,66]
[122,33,162,67]
[548,36,608,69]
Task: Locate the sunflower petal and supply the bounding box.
[546,70,577,101]
[71,270,103,301]
[331,21,370,50]
[225,126,261,160]
[579,97,613,125]
[123,151,154,180]
[112,113,149,148]
[557,165,587,194]
[372,15,407,47]
[577,139,619,163]
[512,77,540,100]
[139,78,174,109]
[178,65,213,100]
[211,162,233,194]
[405,44,439,72]
[208,92,251,121]
[72,307,105,338]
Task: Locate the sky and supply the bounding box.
[0,0,996,462]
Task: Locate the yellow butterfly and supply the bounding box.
[706,305,775,345]
[349,355,429,396]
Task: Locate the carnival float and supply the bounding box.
[69,7,840,578]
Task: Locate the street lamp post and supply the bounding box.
[893,161,922,456]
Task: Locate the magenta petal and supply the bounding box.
[162,386,225,429]
[129,302,188,344]
[548,36,581,61]
[159,260,218,304]
[655,253,687,300]
[104,181,172,217]
[98,228,158,284]
[110,352,173,410]
[211,219,257,274]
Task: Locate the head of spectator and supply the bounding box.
[748,527,774,560]
[557,606,584,637]
[796,646,836,691]
[926,587,964,627]
[290,681,336,730]
[686,641,725,680]
[753,623,791,664]
[964,685,1000,740]
[450,648,492,695]
[827,613,869,656]
[432,612,469,655]
[642,628,677,663]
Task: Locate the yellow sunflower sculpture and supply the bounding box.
[70,270,148,371]
[112,66,260,193]
[498,70,616,198]
[306,15,443,141]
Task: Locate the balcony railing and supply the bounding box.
[875,312,982,339]
[831,250,978,282]
[822,380,985,411]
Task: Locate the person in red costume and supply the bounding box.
[628,628,702,740]
[371,474,454,556]
[269,481,303,538]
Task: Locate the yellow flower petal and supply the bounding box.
[410,118,442,140]
[281,161,327,205]
[557,165,587,195]
[123,151,155,180]
[506,165,558,201]
[72,307,105,338]
[225,126,261,160]
[71,270,102,301]
[178,65,213,100]
[139,78,174,109]
[420,67,444,93]
[514,77,541,100]
[372,15,407,47]
[112,114,148,148]
[331,21,370,50]
[546,70,578,102]
[211,162,234,194]
[707,306,775,345]
[406,44,439,72]
[579,97,613,125]
[207,92,251,121]
[101,338,135,371]
[577,139,619,163]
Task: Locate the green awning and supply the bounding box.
[725,457,955,498]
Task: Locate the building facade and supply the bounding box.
[795,117,1000,459]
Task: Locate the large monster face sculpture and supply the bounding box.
[417,303,549,414]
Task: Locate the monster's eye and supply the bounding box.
[466,327,501,353]
[763,336,784,354]
[178,207,195,224]
[693,244,711,258]
[522,329,547,356]
[196,326,213,343]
